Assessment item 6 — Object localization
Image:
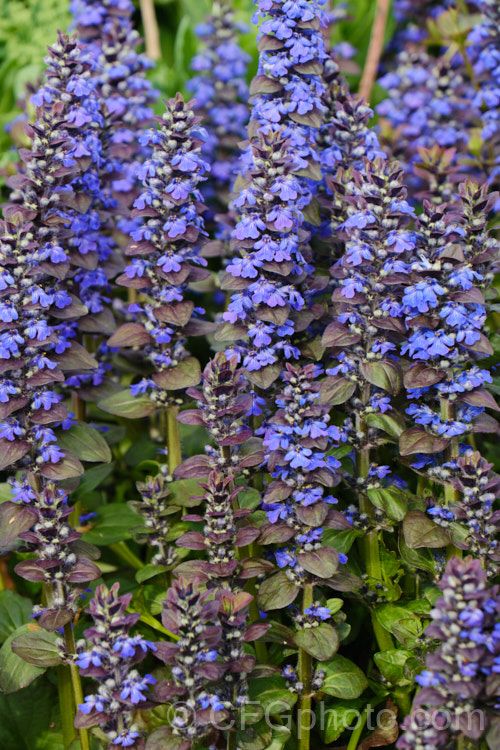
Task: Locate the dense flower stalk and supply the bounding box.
[13,482,101,630]
[222,132,315,377]
[175,353,263,586]
[187,0,250,228]
[250,0,328,176]
[400,183,499,455]
[398,556,500,748]
[377,47,475,186]
[427,450,500,574]
[112,94,210,404]
[260,362,345,589]
[68,0,158,389]
[131,473,178,568]
[469,0,500,145]
[75,583,157,748]
[0,33,101,510]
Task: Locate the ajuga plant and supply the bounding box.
[0,31,117,750]
[4,2,500,750]
[75,583,157,748]
[398,556,500,749]
[109,94,210,465]
[0,31,105,620]
[67,0,157,392]
[222,131,315,380]
[187,0,250,235]
[321,157,417,635]
[175,353,264,587]
[150,579,267,749]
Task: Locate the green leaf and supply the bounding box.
[73,462,115,500]
[322,655,368,699]
[131,589,178,639]
[236,718,272,750]
[360,360,402,395]
[238,488,262,510]
[375,605,425,647]
[295,623,339,661]
[257,571,300,610]
[167,478,204,507]
[11,628,60,667]
[403,510,450,549]
[82,503,141,545]
[319,699,365,743]
[247,675,297,713]
[57,423,112,463]
[364,411,405,438]
[0,625,48,693]
[0,677,64,750]
[136,564,168,584]
[0,590,32,643]
[98,389,156,418]
[367,486,409,522]
[373,649,417,687]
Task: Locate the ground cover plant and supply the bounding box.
[0,0,499,749]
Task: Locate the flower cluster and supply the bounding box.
[113,94,210,405]
[250,0,328,176]
[187,0,250,227]
[67,0,157,388]
[377,48,475,187]
[177,471,260,585]
[12,482,101,630]
[469,0,500,144]
[71,0,157,221]
[260,362,346,589]
[154,579,266,746]
[174,354,265,586]
[398,556,500,747]
[323,158,417,443]
[222,131,314,375]
[0,33,99,478]
[400,182,499,454]
[75,582,157,748]
[131,473,178,568]
[427,451,500,574]
[154,578,228,743]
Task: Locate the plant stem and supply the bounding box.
[63,622,90,750]
[57,663,77,748]
[346,705,368,750]
[358,0,390,102]
[45,583,90,750]
[139,0,161,60]
[109,541,143,570]
[356,412,394,652]
[167,405,182,474]
[298,583,314,750]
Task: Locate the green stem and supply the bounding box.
[346,706,368,750]
[356,412,394,653]
[167,405,182,474]
[57,663,77,748]
[63,622,90,750]
[298,583,314,750]
[392,687,412,719]
[45,584,89,750]
[109,541,143,570]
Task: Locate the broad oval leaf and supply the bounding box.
[295,623,339,661]
[57,422,112,463]
[257,571,300,610]
[322,655,368,700]
[98,389,156,418]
